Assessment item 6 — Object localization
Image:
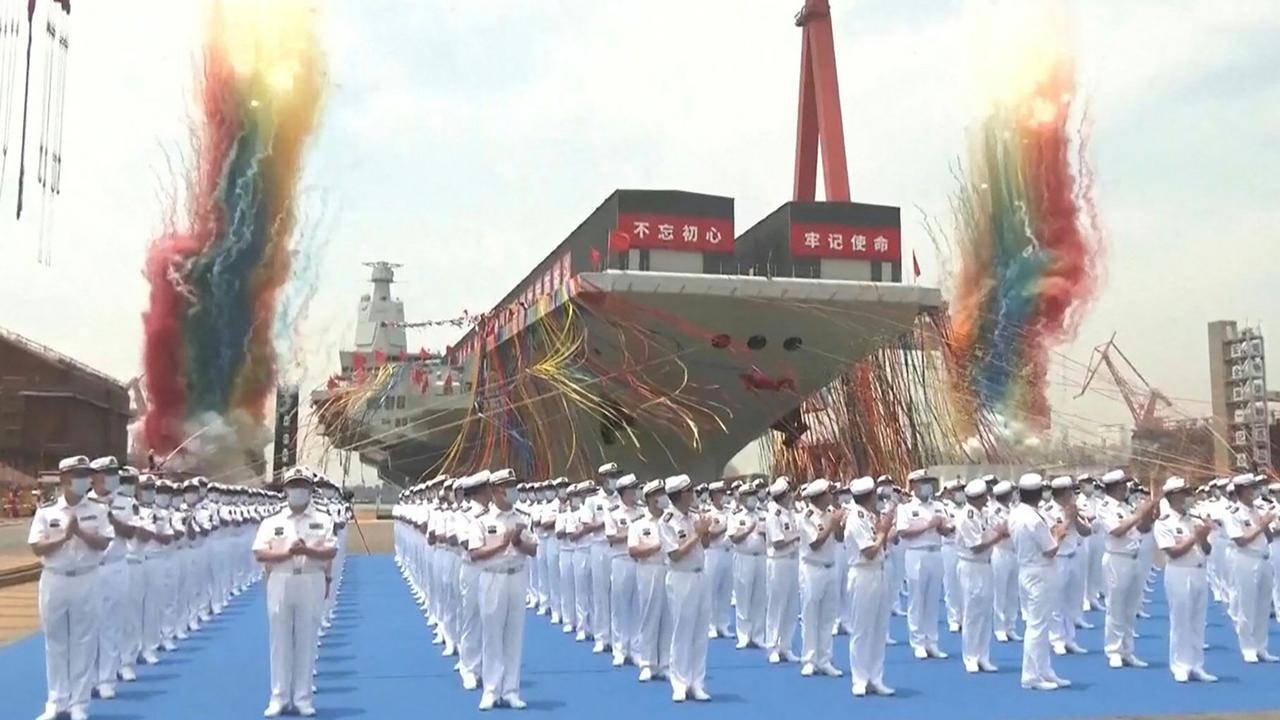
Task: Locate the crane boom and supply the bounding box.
[1077,334,1171,431]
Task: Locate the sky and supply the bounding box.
[0,0,1277,477]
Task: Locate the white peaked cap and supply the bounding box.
[1162,476,1189,494]
[1049,476,1075,490]
[1017,473,1044,491]
[664,474,692,495]
[964,480,988,498]
[616,473,638,490]
[641,479,664,498]
[768,478,791,498]
[801,478,831,498]
[850,476,876,496]
[992,480,1014,496]
[1101,469,1127,486]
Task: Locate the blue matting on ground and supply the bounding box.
[3,554,1279,719]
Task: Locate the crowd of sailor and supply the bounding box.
[25,456,351,720]
[394,463,1280,707]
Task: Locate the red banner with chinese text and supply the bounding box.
[788,223,900,261]
[616,213,735,253]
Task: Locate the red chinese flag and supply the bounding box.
[352,352,367,371]
[374,349,387,366]
[590,247,602,270]
[399,349,408,363]
[608,231,631,254]
[912,250,922,279]
[419,347,429,361]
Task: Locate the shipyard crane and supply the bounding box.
[1076,333,1171,432]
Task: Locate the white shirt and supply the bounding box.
[1224,500,1270,558]
[895,498,948,549]
[557,504,582,551]
[28,495,114,572]
[798,505,837,565]
[585,490,613,544]
[843,504,883,568]
[468,506,533,571]
[627,509,665,566]
[955,502,993,562]
[1008,502,1055,568]
[764,501,800,559]
[604,503,643,557]
[1154,509,1207,568]
[730,505,767,555]
[704,504,732,550]
[93,491,136,564]
[1098,495,1142,556]
[1043,500,1080,557]
[985,501,1015,552]
[659,506,704,572]
[252,505,337,575]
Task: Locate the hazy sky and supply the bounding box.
[0,0,1276,472]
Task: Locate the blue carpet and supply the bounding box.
[4,555,1279,719]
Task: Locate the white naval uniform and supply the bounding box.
[587,490,615,646]
[704,503,733,636]
[92,491,134,689]
[146,505,177,649]
[895,498,948,652]
[628,509,671,676]
[121,495,148,668]
[1098,495,1144,662]
[659,506,710,696]
[798,504,839,670]
[30,496,112,717]
[941,500,962,629]
[605,502,642,663]
[1008,502,1058,687]
[457,501,486,683]
[1082,493,1107,608]
[1043,500,1083,651]
[1223,500,1274,659]
[730,504,768,647]
[534,500,557,615]
[556,506,580,632]
[252,505,337,711]
[987,500,1019,638]
[471,506,534,699]
[844,503,890,692]
[1154,509,1209,677]
[573,501,596,637]
[764,501,800,656]
[955,502,995,668]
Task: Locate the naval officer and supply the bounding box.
[659,474,712,702]
[29,456,113,720]
[764,477,801,664]
[88,456,132,699]
[896,469,953,659]
[1008,473,1071,691]
[955,479,1003,673]
[1153,476,1217,682]
[797,479,843,678]
[844,476,895,697]
[252,468,337,717]
[1222,473,1277,663]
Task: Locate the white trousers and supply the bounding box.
[733,552,767,646]
[143,555,168,651]
[1164,564,1207,676]
[666,569,710,693]
[610,555,637,662]
[799,561,838,667]
[905,548,942,650]
[1230,553,1274,656]
[634,563,671,674]
[40,570,99,715]
[706,547,733,633]
[1103,553,1142,659]
[942,543,960,626]
[458,562,483,677]
[888,543,906,612]
[847,563,890,689]
[590,543,612,643]
[558,548,577,628]
[958,559,994,666]
[95,561,129,685]
[1049,553,1081,646]
[765,556,798,653]
[265,571,324,709]
[992,548,1019,635]
[123,561,146,664]
[479,566,527,697]
[1085,532,1106,603]
[573,548,593,634]
[542,537,559,613]
[1018,564,1056,686]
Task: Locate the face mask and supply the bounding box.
[184,492,199,505]
[504,488,518,505]
[156,495,172,508]
[104,475,121,493]
[657,495,671,510]
[141,490,156,504]
[557,490,567,500]
[119,484,136,498]
[916,484,934,502]
[70,476,91,498]
[286,488,311,509]
[605,477,617,493]
[742,496,757,510]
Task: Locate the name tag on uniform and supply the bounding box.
[642,529,652,537]
[82,516,97,524]
[309,522,322,530]
[274,527,285,536]
[677,530,687,540]
[487,524,499,535]
[912,511,920,518]
[782,522,792,532]
[50,519,62,528]
[1175,527,1184,536]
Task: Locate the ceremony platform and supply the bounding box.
[2,555,1278,720]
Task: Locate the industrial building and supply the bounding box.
[1207,320,1277,474]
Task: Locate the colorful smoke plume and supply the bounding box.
[138,0,325,476]
[944,5,1101,436]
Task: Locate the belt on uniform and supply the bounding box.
[736,551,764,557]
[802,558,834,569]
[958,556,990,564]
[908,546,940,552]
[43,566,98,578]
[670,567,703,574]
[1105,550,1137,560]
[482,566,523,575]
[1057,551,1076,559]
